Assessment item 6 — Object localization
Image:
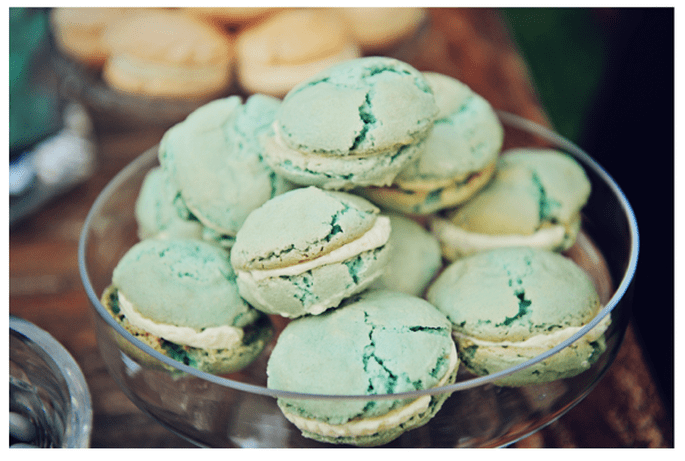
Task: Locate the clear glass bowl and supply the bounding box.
[78,112,638,448]
[10,316,93,448]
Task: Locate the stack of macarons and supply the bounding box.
[50,7,242,99]
[102,55,607,446]
[51,7,237,99]
[50,7,429,101]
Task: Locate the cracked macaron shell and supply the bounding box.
[266,289,456,424]
[112,238,261,330]
[235,245,390,318]
[447,148,591,236]
[426,247,601,343]
[159,94,293,239]
[230,186,382,271]
[275,56,438,157]
[393,72,503,188]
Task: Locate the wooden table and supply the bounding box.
[9,8,673,448]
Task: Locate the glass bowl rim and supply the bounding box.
[10,315,94,447]
[77,111,639,401]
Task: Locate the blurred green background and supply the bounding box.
[501,8,608,143]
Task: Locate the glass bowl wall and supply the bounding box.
[10,316,93,448]
[78,113,638,448]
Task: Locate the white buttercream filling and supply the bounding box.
[267,122,402,166]
[430,216,566,258]
[263,124,423,189]
[282,341,458,438]
[454,314,610,350]
[117,292,244,349]
[266,123,328,170]
[238,215,391,282]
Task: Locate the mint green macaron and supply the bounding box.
[430,148,591,260]
[261,56,439,190]
[359,72,503,215]
[134,166,203,241]
[369,213,443,297]
[230,186,391,318]
[158,94,293,248]
[267,289,459,446]
[103,238,273,374]
[426,246,609,387]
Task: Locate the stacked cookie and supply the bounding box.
[103,56,608,446]
[102,238,274,375]
[430,148,592,260]
[50,7,428,100]
[52,8,236,100]
[358,71,504,214]
[261,57,438,189]
[230,58,456,445]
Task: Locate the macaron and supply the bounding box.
[369,214,443,297]
[235,8,361,98]
[430,148,592,260]
[101,238,273,374]
[230,186,391,318]
[159,94,294,248]
[266,289,459,446]
[182,7,281,27]
[50,7,135,68]
[134,166,203,241]
[359,72,503,215]
[426,246,610,387]
[334,7,428,55]
[261,56,439,190]
[101,9,234,99]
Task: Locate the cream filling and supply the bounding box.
[394,161,498,193]
[282,341,458,438]
[117,292,243,350]
[430,216,567,259]
[238,215,391,282]
[454,314,611,350]
[268,122,392,163]
[263,123,422,189]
